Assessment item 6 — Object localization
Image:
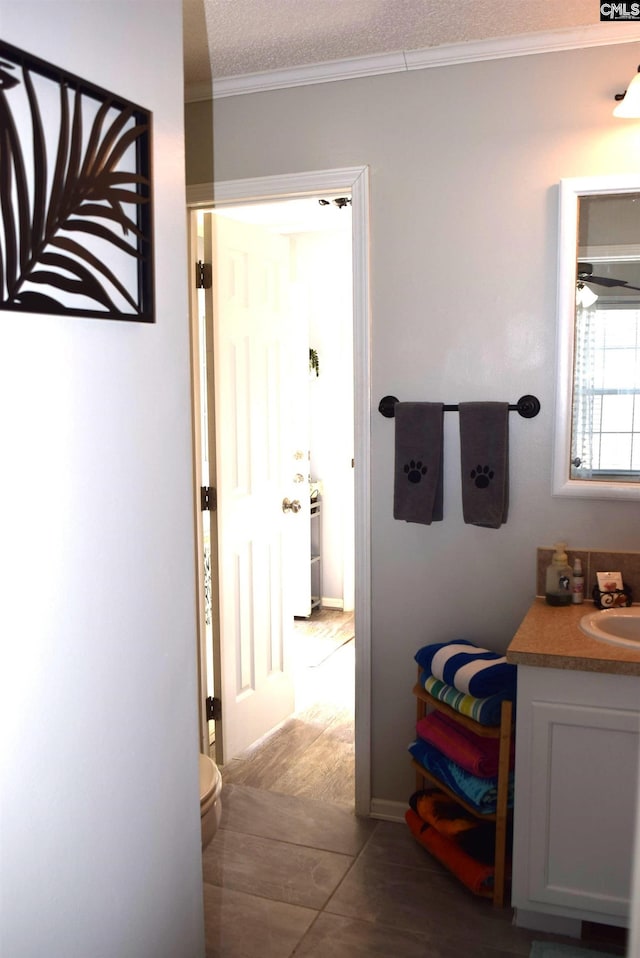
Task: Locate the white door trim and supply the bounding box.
[186,167,372,816]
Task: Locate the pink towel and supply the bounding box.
[416,710,513,779]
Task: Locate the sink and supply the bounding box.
[579,606,640,648]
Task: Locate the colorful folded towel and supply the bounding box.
[405,808,495,894]
[415,639,517,698]
[409,738,514,814]
[416,711,514,779]
[419,671,509,727]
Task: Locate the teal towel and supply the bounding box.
[409,737,514,814]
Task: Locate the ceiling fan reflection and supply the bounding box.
[577,262,640,292]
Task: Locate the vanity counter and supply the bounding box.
[506,598,640,676]
[509,599,640,931]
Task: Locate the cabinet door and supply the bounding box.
[528,700,639,918]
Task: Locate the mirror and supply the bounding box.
[553,175,640,499]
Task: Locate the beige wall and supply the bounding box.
[185,99,215,184]
[186,41,640,803]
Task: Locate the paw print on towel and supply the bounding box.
[471,464,494,488]
[404,460,428,484]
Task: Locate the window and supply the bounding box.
[572,307,640,480]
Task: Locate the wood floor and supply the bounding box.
[220,609,355,807]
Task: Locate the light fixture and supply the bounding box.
[576,282,598,308]
[614,66,640,117]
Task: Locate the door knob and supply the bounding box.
[282,497,302,514]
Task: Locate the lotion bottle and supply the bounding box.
[572,557,584,605]
[545,543,573,606]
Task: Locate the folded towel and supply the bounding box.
[409,738,514,814]
[416,711,514,778]
[419,672,509,727]
[415,640,517,698]
[393,402,444,524]
[405,808,496,894]
[459,402,509,528]
[408,792,499,863]
[409,787,480,837]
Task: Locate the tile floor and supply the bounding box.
[202,784,626,958]
[202,611,627,957]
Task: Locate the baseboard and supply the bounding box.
[369,798,406,823]
[513,909,582,938]
[321,597,344,610]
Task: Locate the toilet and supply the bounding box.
[199,753,222,850]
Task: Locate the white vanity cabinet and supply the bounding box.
[511,664,640,930]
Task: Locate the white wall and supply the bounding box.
[0,4,204,956]
[292,229,354,609]
[186,43,640,807]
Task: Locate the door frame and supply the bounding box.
[187,166,372,816]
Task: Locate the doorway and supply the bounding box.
[187,167,372,816]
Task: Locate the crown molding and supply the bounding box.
[404,22,640,69]
[184,23,640,102]
[209,50,407,100]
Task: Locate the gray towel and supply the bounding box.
[459,403,509,529]
[393,402,444,524]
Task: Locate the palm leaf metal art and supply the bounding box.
[0,41,153,321]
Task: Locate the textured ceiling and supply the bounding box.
[183,0,601,90]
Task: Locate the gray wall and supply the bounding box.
[1,3,205,955]
[186,41,640,803]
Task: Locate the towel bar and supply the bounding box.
[378,394,540,419]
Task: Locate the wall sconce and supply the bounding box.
[614,66,640,117]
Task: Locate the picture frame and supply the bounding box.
[0,40,154,322]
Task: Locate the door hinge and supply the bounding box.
[201,486,217,512]
[195,260,212,290]
[206,696,222,721]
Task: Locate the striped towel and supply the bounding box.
[419,672,510,727]
[415,640,517,698]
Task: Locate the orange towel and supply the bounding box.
[409,788,479,837]
[405,808,495,895]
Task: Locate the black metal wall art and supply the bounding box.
[0,41,154,321]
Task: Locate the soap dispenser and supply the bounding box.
[545,543,573,606]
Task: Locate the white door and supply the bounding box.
[206,211,298,762]
[189,167,371,815]
[287,282,314,618]
[190,211,218,755]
